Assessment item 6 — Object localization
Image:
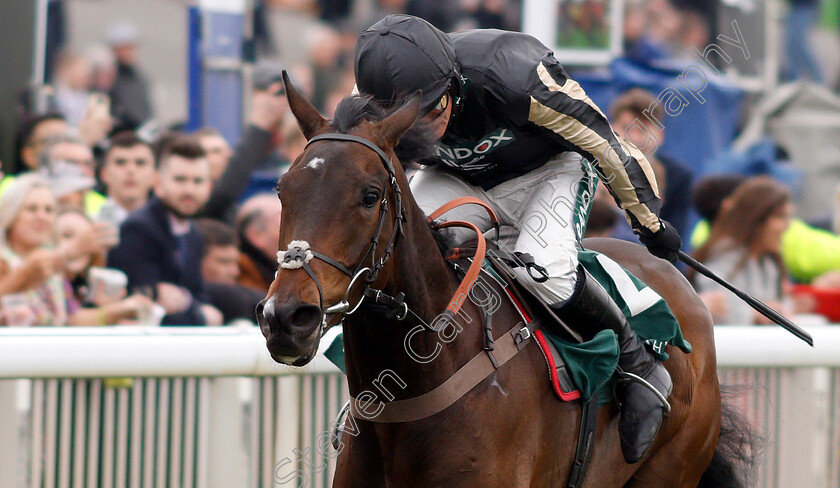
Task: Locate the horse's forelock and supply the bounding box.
[330,95,437,164]
[332,95,386,134]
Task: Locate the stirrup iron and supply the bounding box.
[615,370,671,416]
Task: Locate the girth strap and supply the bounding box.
[349,320,536,423]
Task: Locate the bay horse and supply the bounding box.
[257,73,751,487]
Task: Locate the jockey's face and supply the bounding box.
[422,93,453,140]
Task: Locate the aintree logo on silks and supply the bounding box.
[434,128,515,169]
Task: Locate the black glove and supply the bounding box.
[638,220,682,263]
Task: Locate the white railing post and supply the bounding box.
[776,368,831,488]
[0,380,20,488]
[206,377,248,488]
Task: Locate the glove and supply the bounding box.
[638,220,682,263]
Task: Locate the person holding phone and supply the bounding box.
[54,207,155,324]
[0,175,120,326]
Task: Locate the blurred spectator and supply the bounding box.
[196,219,264,323]
[38,135,106,215]
[692,177,796,324]
[198,219,241,285]
[97,131,157,225]
[52,50,93,126]
[691,174,840,283]
[585,197,620,239]
[455,0,506,30]
[306,25,345,112]
[85,44,117,93]
[13,113,69,174]
[236,193,281,291]
[198,80,288,223]
[107,137,222,326]
[318,0,352,25]
[253,0,276,56]
[40,134,96,179]
[784,0,824,83]
[610,88,694,240]
[0,175,114,326]
[195,128,233,183]
[690,174,747,235]
[107,21,153,132]
[406,0,459,32]
[279,113,307,166]
[622,0,679,64]
[675,9,712,58]
[55,207,155,324]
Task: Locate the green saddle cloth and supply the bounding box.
[321,250,691,403]
[542,250,691,402]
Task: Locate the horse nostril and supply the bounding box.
[277,303,322,332]
[291,304,322,329]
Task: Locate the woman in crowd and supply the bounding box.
[54,207,154,324]
[692,176,796,324]
[0,174,143,326]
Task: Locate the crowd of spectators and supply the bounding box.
[1,0,839,328]
[589,86,840,325]
[1,28,289,325]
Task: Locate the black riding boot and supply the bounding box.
[551,265,673,464]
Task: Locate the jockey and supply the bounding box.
[353,14,683,464]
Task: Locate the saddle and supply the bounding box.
[443,241,584,402]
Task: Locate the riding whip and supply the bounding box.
[678,251,814,347]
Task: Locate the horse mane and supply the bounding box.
[332,95,437,164]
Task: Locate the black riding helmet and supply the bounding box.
[354,14,464,115]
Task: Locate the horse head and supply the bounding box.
[257,72,421,366]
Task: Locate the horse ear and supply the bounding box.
[374,93,421,150]
[283,71,328,140]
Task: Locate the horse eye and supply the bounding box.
[362,191,380,208]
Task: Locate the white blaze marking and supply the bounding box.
[306,157,325,170]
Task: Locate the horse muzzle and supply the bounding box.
[257,296,322,365]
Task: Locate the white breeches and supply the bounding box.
[410,153,596,306]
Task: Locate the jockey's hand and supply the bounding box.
[638,220,682,263]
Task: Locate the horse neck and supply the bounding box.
[341,202,486,398]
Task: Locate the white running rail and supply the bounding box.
[0,326,837,488]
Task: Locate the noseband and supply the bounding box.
[277,133,406,330]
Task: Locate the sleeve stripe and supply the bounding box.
[536,62,607,119]
[531,62,662,232]
[527,96,661,231]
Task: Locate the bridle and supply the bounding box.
[276,133,407,331]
